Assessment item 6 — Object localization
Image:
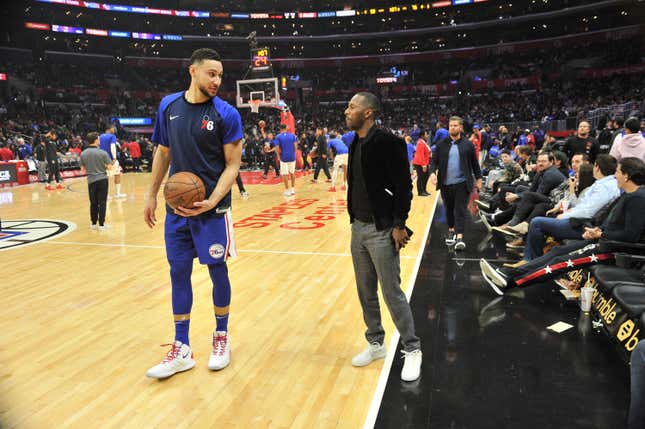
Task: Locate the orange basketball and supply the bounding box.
[163,171,206,210]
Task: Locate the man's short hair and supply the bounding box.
[538,151,555,163]
[500,149,511,156]
[572,153,589,162]
[619,157,645,185]
[614,116,625,127]
[329,132,337,139]
[354,92,381,119]
[625,117,640,133]
[595,154,617,176]
[279,123,287,130]
[190,48,221,65]
[449,116,463,125]
[86,132,99,144]
[517,146,532,156]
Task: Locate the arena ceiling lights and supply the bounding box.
[35,0,487,20]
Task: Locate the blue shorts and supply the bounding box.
[164,209,236,265]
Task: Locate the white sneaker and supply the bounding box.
[401,349,422,381]
[146,341,195,379]
[351,342,386,367]
[283,190,292,197]
[115,193,127,199]
[98,225,109,231]
[208,331,230,370]
[290,189,296,195]
[90,224,97,230]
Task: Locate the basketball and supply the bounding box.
[258,120,266,129]
[163,171,206,210]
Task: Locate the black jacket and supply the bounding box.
[529,165,565,196]
[347,126,412,231]
[429,134,482,193]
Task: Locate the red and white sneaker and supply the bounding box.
[328,187,336,192]
[56,183,65,190]
[208,331,230,370]
[341,185,347,191]
[145,341,195,379]
[45,185,54,191]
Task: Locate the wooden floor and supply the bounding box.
[0,172,436,429]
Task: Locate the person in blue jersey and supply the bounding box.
[268,123,298,196]
[327,132,349,192]
[99,125,126,199]
[432,120,448,145]
[143,48,244,380]
[341,130,356,149]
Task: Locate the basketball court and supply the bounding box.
[0,173,437,428]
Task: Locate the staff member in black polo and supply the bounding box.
[345,92,421,382]
[429,116,483,250]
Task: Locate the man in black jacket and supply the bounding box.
[345,92,421,382]
[429,116,483,250]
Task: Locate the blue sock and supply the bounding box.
[170,259,193,345]
[208,263,231,332]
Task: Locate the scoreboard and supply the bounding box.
[251,47,271,71]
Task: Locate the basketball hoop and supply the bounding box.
[250,100,261,114]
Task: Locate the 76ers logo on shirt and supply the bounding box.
[209,243,225,260]
[201,115,214,131]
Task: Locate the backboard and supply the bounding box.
[236,77,280,110]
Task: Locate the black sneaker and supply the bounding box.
[445,231,457,245]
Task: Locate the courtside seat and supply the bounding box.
[612,285,645,317]
[591,265,644,294]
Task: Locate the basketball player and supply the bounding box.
[327,132,348,192]
[267,123,298,196]
[99,125,127,198]
[144,48,243,379]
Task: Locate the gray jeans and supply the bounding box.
[351,220,420,352]
[37,160,48,182]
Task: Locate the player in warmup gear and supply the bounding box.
[327,132,349,192]
[269,123,298,196]
[44,130,64,190]
[99,125,126,198]
[144,48,243,379]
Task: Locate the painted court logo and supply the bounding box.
[0,219,76,251]
[208,243,225,260]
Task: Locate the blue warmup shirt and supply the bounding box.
[152,92,243,214]
[275,132,297,162]
[433,127,448,144]
[341,131,356,148]
[99,133,117,160]
[406,142,415,162]
[328,138,348,155]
